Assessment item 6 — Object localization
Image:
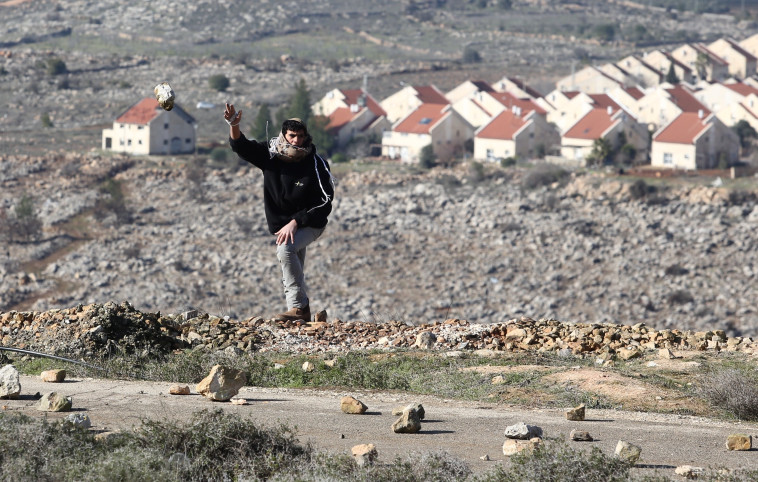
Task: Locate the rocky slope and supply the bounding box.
[2,153,757,337]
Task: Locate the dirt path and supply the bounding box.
[6,375,758,477]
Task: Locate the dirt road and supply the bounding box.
[7,375,758,477]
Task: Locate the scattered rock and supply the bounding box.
[480,454,490,461]
[340,396,368,414]
[195,365,247,402]
[570,429,593,441]
[40,369,66,383]
[0,364,21,399]
[38,392,72,412]
[230,398,248,405]
[565,404,585,421]
[351,443,377,467]
[675,465,705,479]
[658,348,677,359]
[324,359,337,368]
[169,384,191,395]
[392,407,421,433]
[414,331,436,349]
[615,440,642,463]
[314,310,328,322]
[391,402,425,419]
[504,422,543,440]
[726,434,751,451]
[65,413,91,429]
[302,361,315,372]
[503,437,542,456]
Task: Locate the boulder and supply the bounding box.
[0,364,21,399]
[614,440,641,463]
[169,384,191,395]
[40,369,66,383]
[391,402,425,419]
[392,407,421,433]
[504,422,543,440]
[565,404,585,421]
[503,437,542,456]
[302,361,315,372]
[340,396,368,414]
[38,392,72,412]
[65,413,91,429]
[674,465,705,478]
[414,332,436,349]
[195,365,246,402]
[726,434,751,451]
[351,443,377,467]
[570,429,593,441]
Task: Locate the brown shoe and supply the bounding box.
[274,306,311,322]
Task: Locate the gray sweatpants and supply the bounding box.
[276,226,325,309]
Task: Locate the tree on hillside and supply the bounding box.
[277,79,335,155]
[733,119,758,155]
[462,45,482,63]
[208,74,230,92]
[587,137,612,166]
[251,104,273,141]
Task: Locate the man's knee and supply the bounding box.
[276,242,297,261]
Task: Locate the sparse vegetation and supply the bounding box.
[208,74,230,92]
[45,57,67,76]
[419,144,437,169]
[94,178,132,224]
[521,163,568,190]
[0,194,43,243]
[698,365,758,421]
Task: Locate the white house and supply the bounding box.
[102,98,196,155]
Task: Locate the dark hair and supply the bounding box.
[281,118,307,135]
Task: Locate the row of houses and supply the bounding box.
[310,35,758,170]
[103,34,758,170]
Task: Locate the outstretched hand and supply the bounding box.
[275,219,298,245]
[225,103,242,139]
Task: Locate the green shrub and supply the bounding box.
[209,147,228,162]
[41,113,53,128]
[462,45,481,63]
[521,164,568,190]
[628,179,655,199]
[0,193,43,243]
[500,157,517,168]
[419,144,436,169]
[331,152,348,163]
[208,74,230,92]
[46,57,67,76]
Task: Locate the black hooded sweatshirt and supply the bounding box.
[229,134,334,234]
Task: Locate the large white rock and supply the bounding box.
[195,365,246,402]
[0,364,21,399]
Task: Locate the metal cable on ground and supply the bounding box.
[0,346,105,372]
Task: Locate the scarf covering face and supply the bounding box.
[269,133,313,163]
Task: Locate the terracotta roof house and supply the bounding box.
[738,33,758,73]
[445,79,494,104]
[714,93,758,135]
[708,38,758,79]
[616,55,663,88]
[556,65,624,94]
[492,76,542,99]
[473,100,558,162]
[651,111,738,169]
[560,105,649,165]
[312,88,389,148]
[381,102,474,164]
[380,84,449,123]
[446,80,500,129]
[635,85,710,131]
[642,50,695,84]
[101,98,196,155]
[693,81,758,114]
[671,43,729,82]
[536,89,585,132]
[598,62,637,87]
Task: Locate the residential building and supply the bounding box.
[708,38,757,79]
[694,81,758,114]
[379,84,448,124]
[670,43,729,82]
[381,103,474,164]
[615,55,663,88]
[598,62,637,87]
[444,79,494,104]
[555,65,623,94]
[651,112,738,169]
[635,85,709,132]
[642,50,695,84]
[536,89,584,133]
[473,101,558,162]
[102,98,196,155]
[312,88,389,148]
[492,76,542,99]
[739,33,758,73]
[560,105,649,165]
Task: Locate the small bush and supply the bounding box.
[208,74,230,92]
[521,164,568,190]
[0,194,43,243]
[41,113,53,128]
[667,289,694,305]
[419,144,436,169]
[209,147,228,162]
[500,157,517,168]
[462,45,481,63]
[628,179,654,199]
[698,367,758,421]
[46,57,67,76]
[480,439,632,482]
[94,178,132,224]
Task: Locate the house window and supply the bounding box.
[186,138,191,143]
[663,153,673,164]
[138,126,143,130]
[163,140,168,145]
[164,123,169,129]
[486,149,495,160]
[127,139,132,146]
[138,140,142,145]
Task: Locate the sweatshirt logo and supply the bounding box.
[295,181,304,187]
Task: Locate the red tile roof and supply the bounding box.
[564,91,581,99]
[666,86,710,114]
[503,77,542,98]
[340,89,387,117]
[695,44,729,66]
[326,107,354,131]
[476,109,531,140]
[723,38,757,61]
[725,82,758,97]
[624,87,645,100]
[654,112,712,144]
[470,80,494,92]
[394,104,448,134]
[489,92,546,115]
[589,93,622,111]
[414,85,449,105]
[563,108,619,140]
[116,98,161,124]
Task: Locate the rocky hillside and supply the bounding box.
[2,152,757,337]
